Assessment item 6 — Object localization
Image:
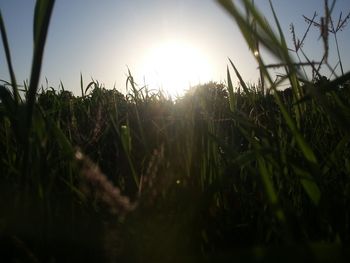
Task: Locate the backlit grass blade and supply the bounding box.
[268,0,304,125]
[221,0,319,164]
[0,11,19,104]
[217,0,285,63]
[268,0,289,62]
[85,81,96,95]
[21,0,55,187]
[33,0,55,46]
[126,69,149,152]
[226,66,235,112]
[229,58,250,95]
[80,72,84,97]
[27,0,55,131]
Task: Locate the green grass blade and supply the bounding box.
[126,69,149,151]
[292,165,321,205]
[257,156,286,223]
[49,118,74,157]
[22,0,55,187]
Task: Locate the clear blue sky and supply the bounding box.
[1,0,349,95]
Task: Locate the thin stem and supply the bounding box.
[333,32,344,75]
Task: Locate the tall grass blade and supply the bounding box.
[228,58,250,95]
[226,66,235,112]
[21,0,55,187]
[221,1,319,165]
[80,72,84,97]
[121,123,139,187]
[217,0,284,63]
[126,69,149,151]
[0,11,19,104]
[27,0,55,131]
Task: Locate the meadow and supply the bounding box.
[1,0,350,262]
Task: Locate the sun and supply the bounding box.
[138,40,213,97]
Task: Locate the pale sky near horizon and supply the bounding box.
[0,0,349,96]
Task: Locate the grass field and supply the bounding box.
[1,0,350,262]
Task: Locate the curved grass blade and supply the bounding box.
[85,81,96,95]
[220,0,318,165]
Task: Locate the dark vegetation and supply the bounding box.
[1,0,350,262]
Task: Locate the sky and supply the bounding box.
[0,0,349,96]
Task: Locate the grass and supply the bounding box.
[1,0,350,262]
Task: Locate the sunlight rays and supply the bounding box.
[138,40,213,96]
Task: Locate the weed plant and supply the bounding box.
[1,0,350,262]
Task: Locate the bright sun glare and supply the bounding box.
[139,40,213,97]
